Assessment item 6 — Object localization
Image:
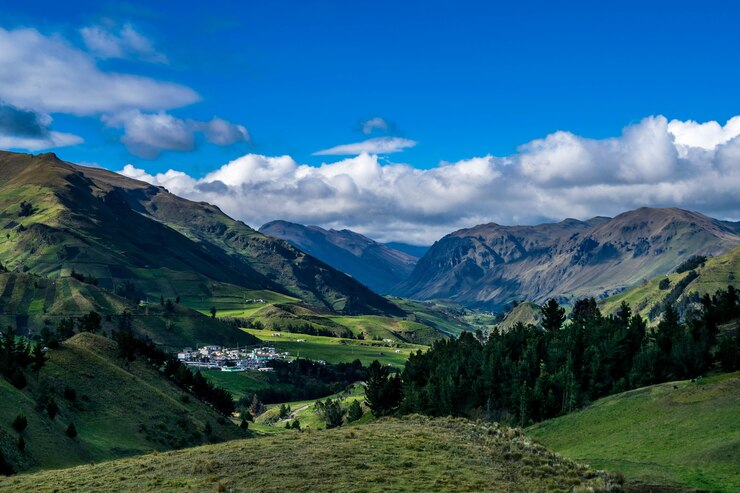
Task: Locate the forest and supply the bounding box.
[399,286,740,425]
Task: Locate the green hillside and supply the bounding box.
[0,150,401,317]
[1,415,622,492]
[600,246,740,322]
[528,372,740,492]
[0,333,246,474]
[241,328,426,367]
[497,302,541,331]
[0,272,257,349]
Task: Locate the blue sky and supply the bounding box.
[1,1,740,242]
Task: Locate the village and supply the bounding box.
[177,344,289,372]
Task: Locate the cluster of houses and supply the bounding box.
[177,345,289,372]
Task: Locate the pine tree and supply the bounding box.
[347,399,363,422]
[541,299,566,333]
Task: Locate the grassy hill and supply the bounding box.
[0,333,246,474]
[1,415,622,492]
[527,372,740,492]
[600,246,740,322]
[497,302,541,331]
[0,272,258,349]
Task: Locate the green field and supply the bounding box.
[527,372,740,492]
[241,328,427,367]
[1,415,622,492]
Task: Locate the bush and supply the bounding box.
[12,413,27,432]
[66,423,77,438]
[347,400,363,423]
[658,278,671,290]
[46,400,59,420]
[64,386,77,401]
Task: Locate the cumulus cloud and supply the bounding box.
[314,137,417,156]
[81,23,168,63]
[0,101,82,150]
[0,27,198,115]
[104,111,249,159]
[120,115,740,244]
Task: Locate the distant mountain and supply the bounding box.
[395,208,740,310]
[260,220,418,294]
[384,242,430,259]
[0,151,402,317]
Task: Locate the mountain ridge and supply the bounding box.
[260,220,418,294]
[0,151,402,317]
[394,207,740,310]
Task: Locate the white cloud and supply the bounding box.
[104,111,249,159]
[0,131,82,151]
[313,137,417,156]
[120,115,740,244]
[0,27,198,115]
[81,23,168,63]
[361,117,390,135]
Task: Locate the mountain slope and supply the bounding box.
[260,220,417,294]
[0,151,401,316]
[600,246,740,322]
[0,271,257,348]
[528,372,740,492]
[0,333,246,474]
[396,208,740,310]
[2,415,622,492]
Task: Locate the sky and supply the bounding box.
[1,0,740,244]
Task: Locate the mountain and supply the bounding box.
[260,220,418,294]
[395,208,740,310]
[0,333,246,474]
[384,242,430,258]
[0,151,402,317]
[2,415,622,492]
[600,245,740,323]
[528,372,740,492]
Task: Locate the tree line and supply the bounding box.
[397,286,740,426]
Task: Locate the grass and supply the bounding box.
[527,372,740,492]
[1,415,623,492]
[252,383,367,433]
[241,328,427,367]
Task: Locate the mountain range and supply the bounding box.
[395,208,740,309]
[259,220,419,294]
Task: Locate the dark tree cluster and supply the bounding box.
[675,255,707,274]
[18,201,34,217]
[0,326,46,389]
[364,360,402,417]
[400,286,740,426]
[69,269,98,286]
[245,358,366,404]
[281,322,355,339]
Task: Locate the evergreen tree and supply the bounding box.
[346,400,363,422]
[12,413,27,432]
[541,299,566,333]
[365,360,403,417]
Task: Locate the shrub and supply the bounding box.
[12,413,27,432]
[66,423,77,438]
[46,400,59,420]
[63,386,77,401]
